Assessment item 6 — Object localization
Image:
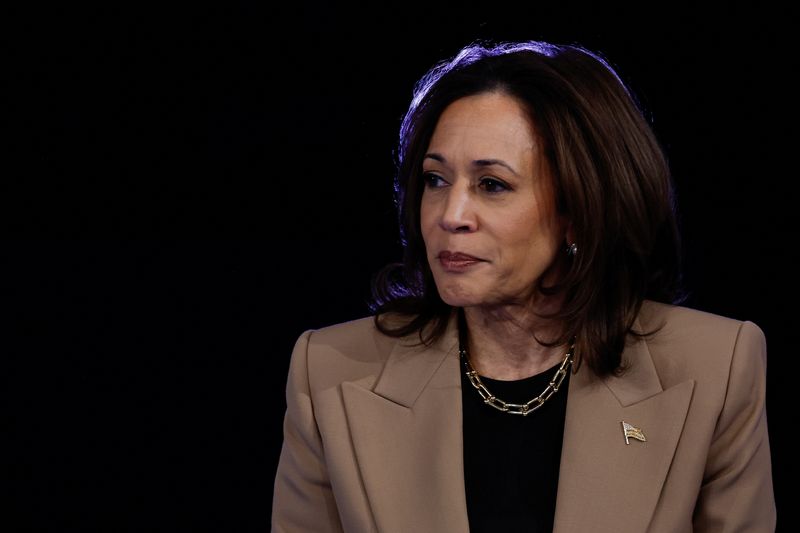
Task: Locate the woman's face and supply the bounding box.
[420,91,569,308]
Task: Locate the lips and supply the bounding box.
[437,251,484,273]
[438,251,483,262]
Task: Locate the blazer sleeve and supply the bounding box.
[692,320,777,532]
[272,330,344,533]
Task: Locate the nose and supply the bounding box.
[439,183,477,233]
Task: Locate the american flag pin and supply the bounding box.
[621,420,647,445]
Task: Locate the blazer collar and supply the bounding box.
[371,310,461,408]
[369,309,667,408]
[552,319,695,533]
[341,310,468,533]
[341,309,694,533]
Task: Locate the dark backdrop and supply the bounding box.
[6,4,795,531]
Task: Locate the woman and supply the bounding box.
[271,41,776,532]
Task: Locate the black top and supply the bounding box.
[461,357,570,533]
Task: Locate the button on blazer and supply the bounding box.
[272,300,776,532]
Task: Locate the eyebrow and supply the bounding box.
[424,153,519,176]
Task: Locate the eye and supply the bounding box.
[480,177,510,193]
[422,172,447,188]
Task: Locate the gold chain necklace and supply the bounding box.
[457,309,575,416]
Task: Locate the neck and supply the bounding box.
[460,295,568,380]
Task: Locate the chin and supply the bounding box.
[431,272,489,307]
[440,296,472,308]
[436,288,484,308]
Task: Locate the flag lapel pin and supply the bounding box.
[621,420,647,445]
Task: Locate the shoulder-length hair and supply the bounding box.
[369,40,684,378]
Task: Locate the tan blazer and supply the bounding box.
[272,300,776,532]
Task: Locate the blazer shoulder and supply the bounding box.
[636,300,766,388]
[311,315,378,344]
[638,300,747,336]
[309,312,422,353]
[299,314,417,392]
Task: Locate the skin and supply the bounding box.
[420,90,574,380]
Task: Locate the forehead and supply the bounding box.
[427,91,538,158]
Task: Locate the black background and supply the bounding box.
[6,3,795,531]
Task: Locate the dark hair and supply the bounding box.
[369,40,684,378]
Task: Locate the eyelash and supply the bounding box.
[422,173,510,193]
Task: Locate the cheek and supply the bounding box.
[419,199,435,243]
[500,210,560,264]
[502,210,541,246]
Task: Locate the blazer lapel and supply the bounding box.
[342,312,694,533]
[553,321,695,533]
[341,311,470,533]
